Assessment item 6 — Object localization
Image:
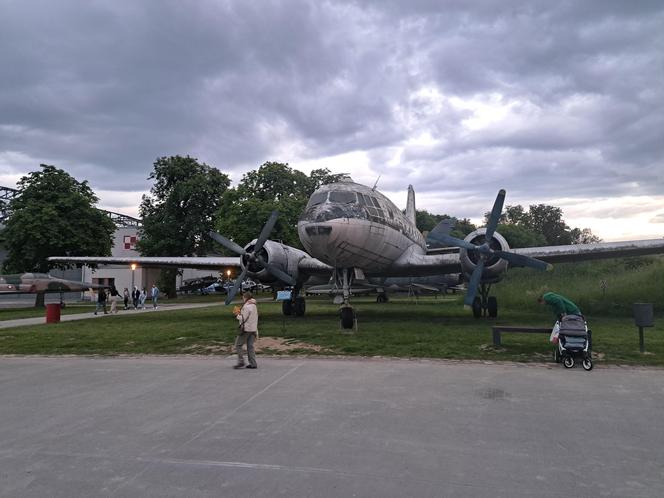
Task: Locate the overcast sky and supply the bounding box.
[1,0,663,241]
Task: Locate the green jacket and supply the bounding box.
[542,292,581,318]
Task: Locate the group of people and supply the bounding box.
[94,284,160,315]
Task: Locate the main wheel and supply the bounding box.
[563,355,575,369]
[294,297,306,317]
[376,294,388,303]
[472,296,482,319]
[582,357,593,371]
[340,307,355,329]
[487,296,498,318]
[282,299,293,316]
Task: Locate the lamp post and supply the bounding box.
[131,263,136,292]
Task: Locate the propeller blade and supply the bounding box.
[257,257,296,286]
[254,211,279,253]
[485,189,506,241]
[494,250,553,271]
[427,232,478,251]
[225,267,248,305]
[209,231,247,256]
[464,261,485,307]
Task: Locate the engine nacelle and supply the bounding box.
[241,239,307,284]
[459,229,510,284]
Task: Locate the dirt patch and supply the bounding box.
[256,337,326,353]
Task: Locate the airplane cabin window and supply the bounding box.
[329,191,357,204]
[307,192,328,208]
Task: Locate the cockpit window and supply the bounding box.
[329,191,357,204]
[369,196,381,208]
[307,191,328,208]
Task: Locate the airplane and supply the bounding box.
[49,178,664,328]
[0,273,104,294]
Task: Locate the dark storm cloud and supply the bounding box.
[0,0,662,226]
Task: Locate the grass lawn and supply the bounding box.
[1,296,662,366]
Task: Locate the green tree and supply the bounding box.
[138,156,231,296]
[495,224,547,248]
[215,162,344,248]
[2,164,115,274]
[484,203,600,246]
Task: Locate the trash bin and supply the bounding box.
[633,303,654,327]
[45,303,61,324]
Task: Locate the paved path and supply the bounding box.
[0,302,229,329]
[1,356,663,497]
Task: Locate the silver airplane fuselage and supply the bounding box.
[297,181,425,272]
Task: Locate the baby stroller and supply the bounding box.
[552,314,593,371]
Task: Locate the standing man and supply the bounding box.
[151,284,159,309]
[132,286,140,309]
[94,288,108,315]
[233,291,259,369]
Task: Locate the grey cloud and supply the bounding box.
[0,0,662,218]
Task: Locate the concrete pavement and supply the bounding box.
[1,356,663,497]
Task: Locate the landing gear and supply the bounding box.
[376,293,388,303]
[470,283,498,318]
[294,296,306,316]
[281,291,306,317]
[340,306,355,329]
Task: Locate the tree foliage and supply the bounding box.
[1,164,115,273]
[215,162,345,248]
[485,203,601,247]
[416,209,477,242]
[137,156,231,295]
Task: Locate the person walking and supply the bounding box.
[109,286,120,314]
[151,284,159,309]
[94,288,108,315]
[132,286,140,309]
[123,288,130,310]
[233,291,259,369]
[139,288,147,309]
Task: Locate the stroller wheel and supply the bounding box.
[582,358,593,371]
[563,356,575,369]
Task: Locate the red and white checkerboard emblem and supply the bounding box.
[124,235,137,250]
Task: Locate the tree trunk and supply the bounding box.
[34,292,45,308]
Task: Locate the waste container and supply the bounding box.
[45,303,61,324]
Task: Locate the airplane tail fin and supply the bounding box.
[405,185,416,225]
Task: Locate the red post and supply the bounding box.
[45,303,61,324]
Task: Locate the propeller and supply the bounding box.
[427,189,552,308]
[209,211,296,304]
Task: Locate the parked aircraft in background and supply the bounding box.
[0,273,103,294]
[50,179,664,328]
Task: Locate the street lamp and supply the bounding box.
[131,263,137,291]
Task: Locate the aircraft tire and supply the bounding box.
[282,299,293,316]
[487,296,498,318]
[376,294,388,303]
[294,297,306,316]
[472,297,482,319]
[340,307,355,329]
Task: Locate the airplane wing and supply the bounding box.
[48,256,241,270]
[382,238,664,277]
[510,239,664,265]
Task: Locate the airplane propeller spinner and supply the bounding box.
[209,211,296,304]
[427,189,552,307]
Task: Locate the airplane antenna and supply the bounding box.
[372,175,381,191]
